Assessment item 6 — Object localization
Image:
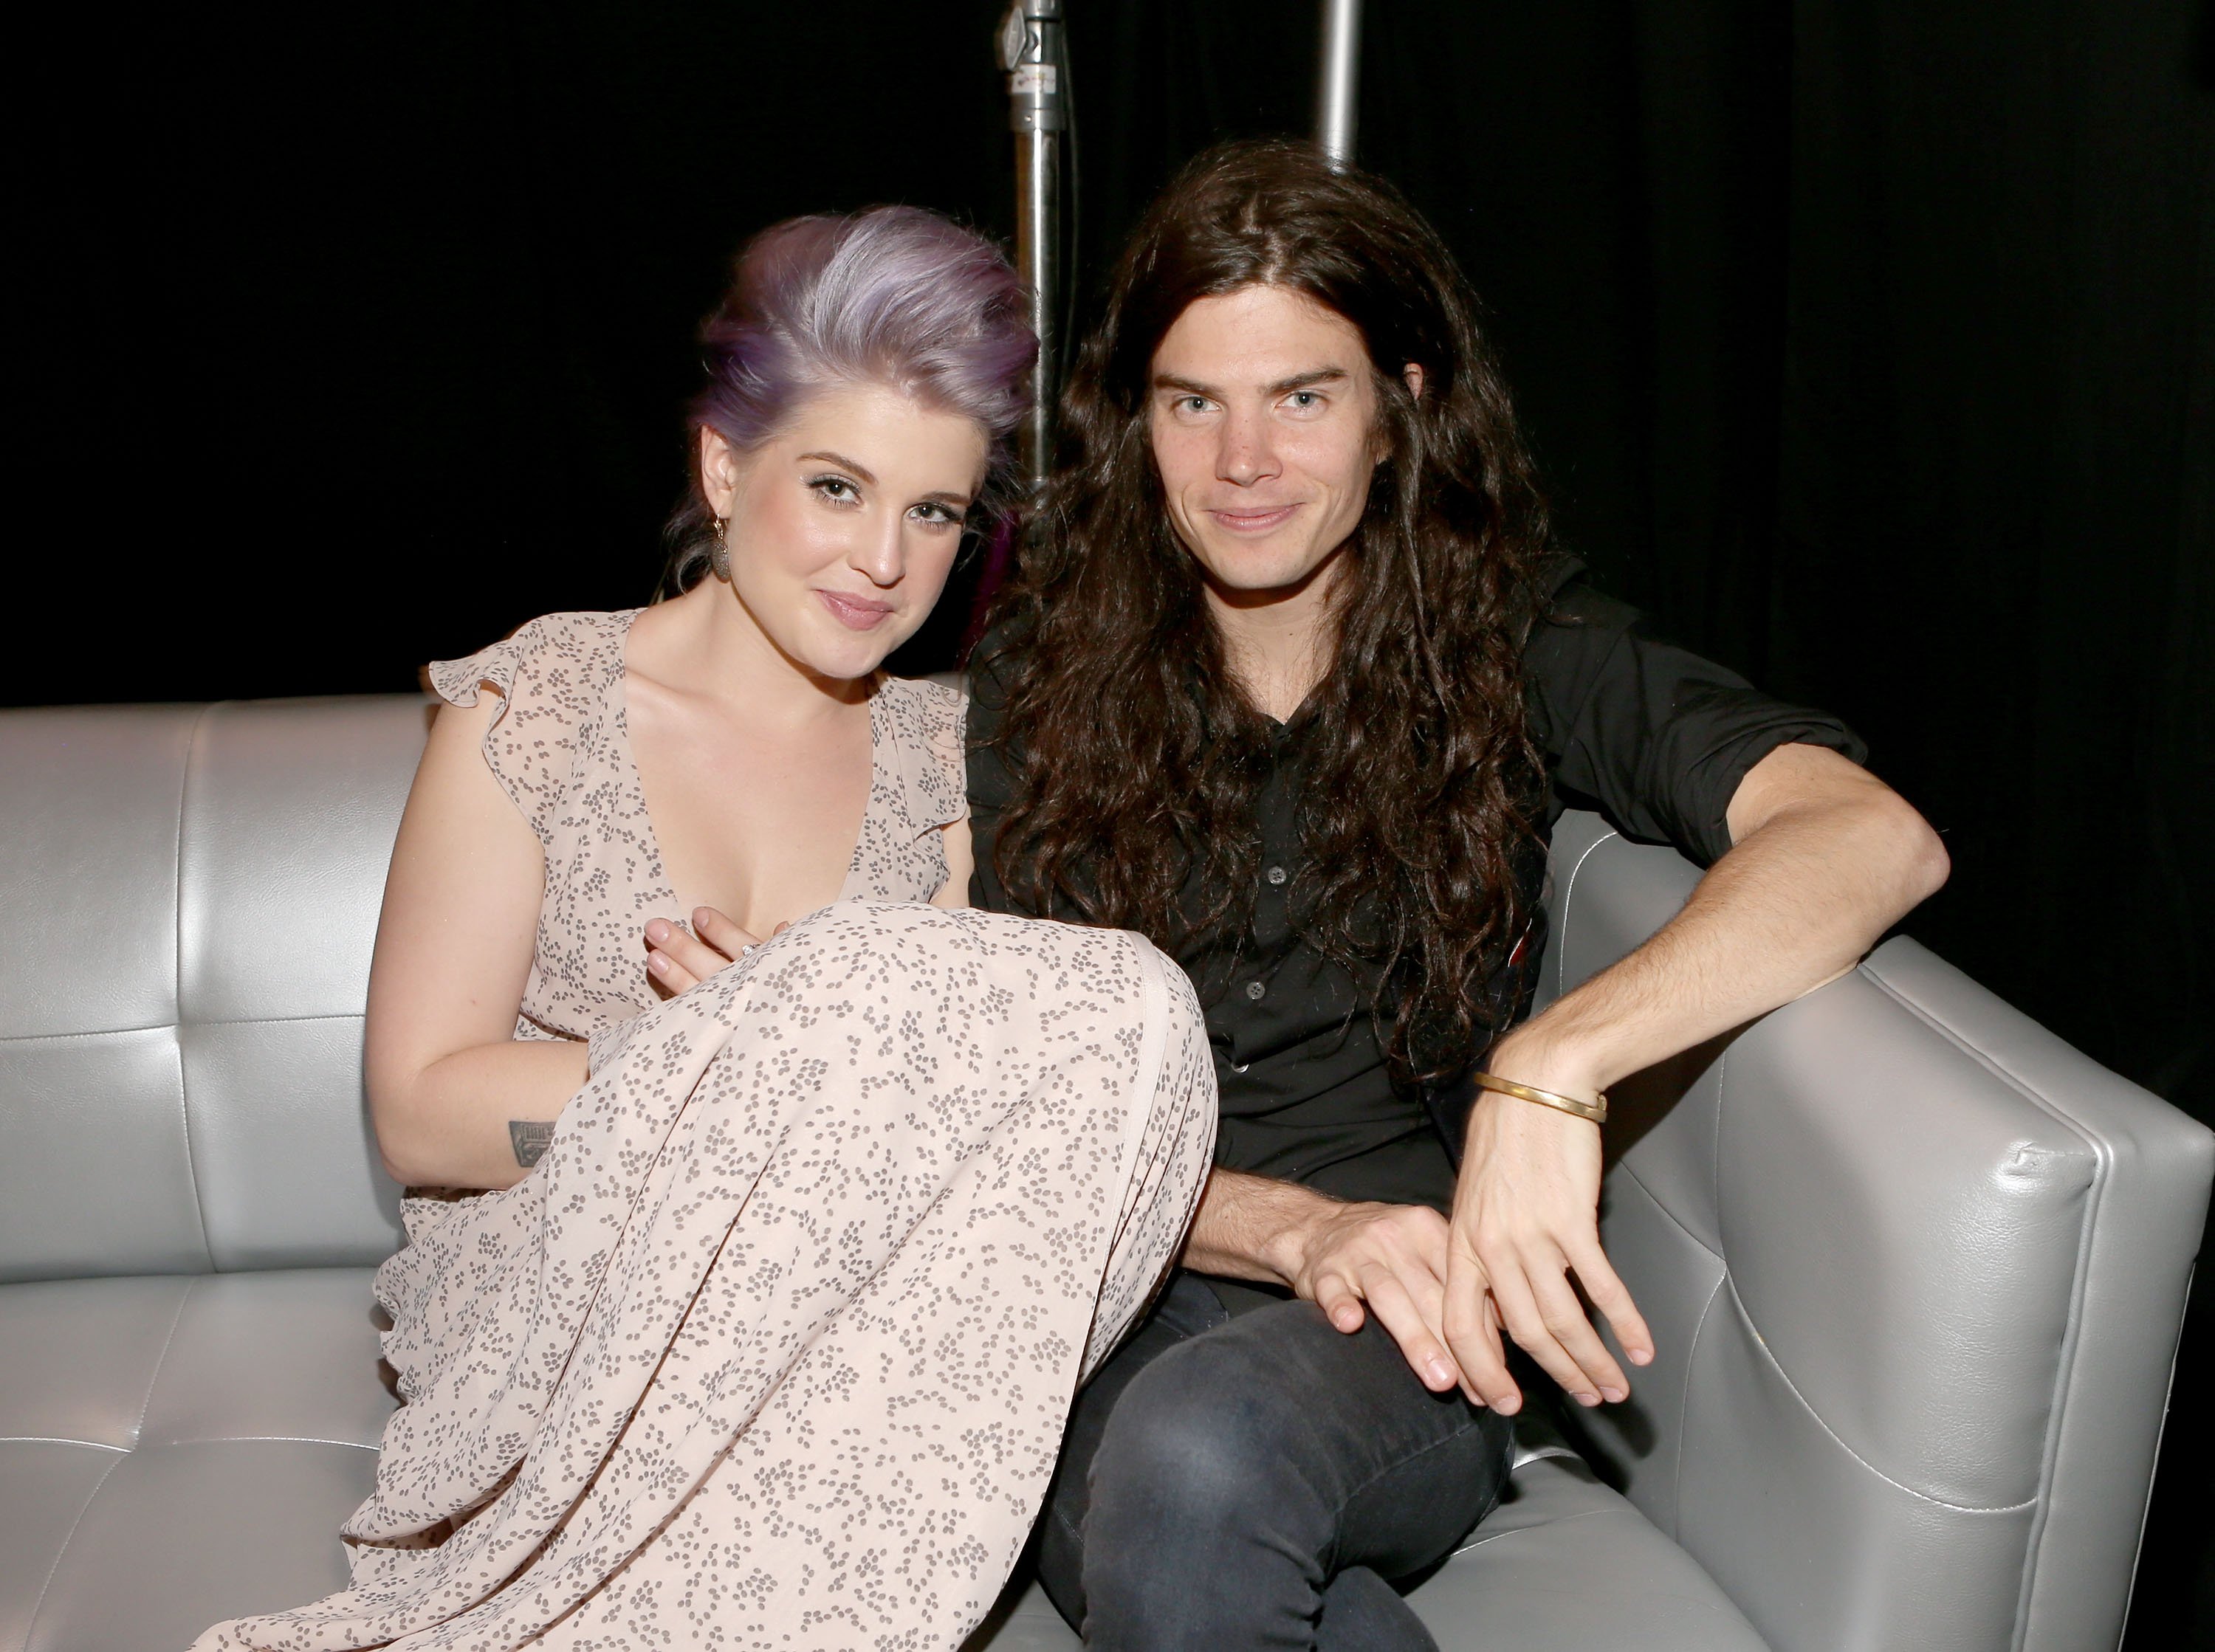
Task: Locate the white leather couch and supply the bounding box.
[2,695,2206,1651]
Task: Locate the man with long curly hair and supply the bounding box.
[968,140,1949,1648]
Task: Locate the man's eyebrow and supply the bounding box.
[797,450,878,485]
[1265,368,1351,396]
[1149,368,1353,397]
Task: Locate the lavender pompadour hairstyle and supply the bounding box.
[662,205,1037,591]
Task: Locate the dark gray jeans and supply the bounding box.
[1037,1271,1517,1650]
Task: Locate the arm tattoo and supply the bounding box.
[509,1119,555,1169]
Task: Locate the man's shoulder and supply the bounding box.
[1529,552,1638,633]
[1516,553,1641,702]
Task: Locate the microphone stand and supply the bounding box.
[1315,0,1361,166]
[997,0,1068,499]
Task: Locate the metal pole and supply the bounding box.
[998,0,1067,497]
[1315,0,1362,167]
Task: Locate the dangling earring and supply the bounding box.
[709,516,732,582]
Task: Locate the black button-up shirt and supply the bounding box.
[966,557,1865,1214]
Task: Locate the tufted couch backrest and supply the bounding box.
[0,698,425,1281]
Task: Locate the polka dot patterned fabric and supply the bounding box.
[192,612,1216,1650]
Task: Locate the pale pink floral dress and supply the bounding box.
[194,609,1216,1651]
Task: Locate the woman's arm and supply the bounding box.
[364,698,587,1190]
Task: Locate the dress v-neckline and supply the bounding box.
[606,608,883,924]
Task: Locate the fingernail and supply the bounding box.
[1426,1358,1455,1388]
[1601,1385,1627,1403]
[648,951,669,974]
[1574,1391,1600,1407]
[1495,1396,1522,1416]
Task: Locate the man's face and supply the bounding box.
[1147,283,1386,607]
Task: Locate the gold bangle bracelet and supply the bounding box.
[1470,1071,1609,1125]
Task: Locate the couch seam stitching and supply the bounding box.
[1554,829,1620,998]
[1710,1047,1728,1257]
[163,1434,382,1450]
[1615,1163,1723,1264]
[1672,1270,1729,1540]
[0,1436,131,1450]
[19,1450,124,1645]
[1855,959,2106,1644]
[0,1011,366,1047]
[187,1011,365,1031]
[1720,1270,2037,1515]
[0,1023,179,1046]
[174,701,217,1269]
[1681,1042,1734,1541]
[131,1276,195,1449]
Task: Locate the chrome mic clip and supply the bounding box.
[997,0,1068,134]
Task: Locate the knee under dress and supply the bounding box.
[193,610,1216,1652]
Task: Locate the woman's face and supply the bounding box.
[701,382,989,681]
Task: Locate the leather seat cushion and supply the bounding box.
[1,1272,1764,1652]
[1,1270,391,1652]
[960,1455,1765,1651]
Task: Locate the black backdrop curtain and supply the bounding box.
[14,1,2212,1635]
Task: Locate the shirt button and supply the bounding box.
[1266,865,1288,887]
[1244,980,1266,1001]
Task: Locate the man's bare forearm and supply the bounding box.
[1182,1166,1348,1283]
[1498,748,1948,1095]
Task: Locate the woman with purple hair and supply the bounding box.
[193,208,1215,1651]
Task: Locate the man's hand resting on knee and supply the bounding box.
[1176,1130,1652,1415]
[1181,1169,1480,1400]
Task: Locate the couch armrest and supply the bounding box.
[1536,810,2211,1652]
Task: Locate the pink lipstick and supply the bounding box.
[815,589,895,630]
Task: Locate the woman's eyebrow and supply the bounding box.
[797,450,877,484]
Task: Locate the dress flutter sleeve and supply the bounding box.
[426,616,580,847]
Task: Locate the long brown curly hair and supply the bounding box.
[983,140,1555,1086]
